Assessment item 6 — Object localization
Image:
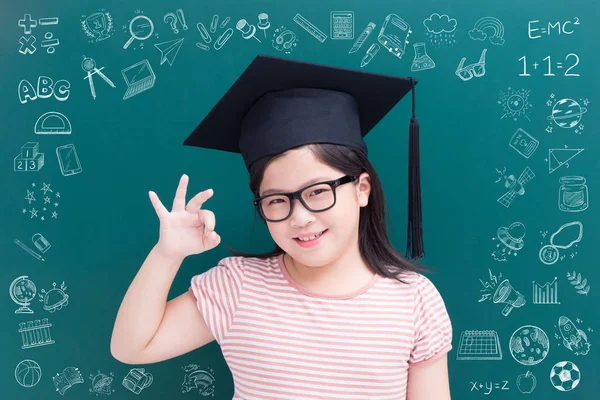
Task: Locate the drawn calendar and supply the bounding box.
[456,330,503,360]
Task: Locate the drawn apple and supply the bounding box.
[516,370,536,394]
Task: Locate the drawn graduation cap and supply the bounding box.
[183,54,424,259]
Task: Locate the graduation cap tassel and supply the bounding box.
[406,77,424,259]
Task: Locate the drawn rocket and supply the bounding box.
[558,316,591,356]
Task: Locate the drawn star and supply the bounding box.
[579,124,584,131]
[43,207,47,211]
[55,192,60,198]
[545,126,553,133]
[54,202,59,207]
[41,216,45,221]
[44,196,51,204]
[588,327,593,332]
[576,318,582,323]
[31,182,36,187]
[25,190,36,204]
[550,93,555,98]
[51,211,58,219]
[22,209,26,214]
[546,100,553,106]
[41,182,53,195]
[29,208,38,218]
[554,333,560,339]
[582,98,589,106]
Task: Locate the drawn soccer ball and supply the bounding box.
[550,361,580,391]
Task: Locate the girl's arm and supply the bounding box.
[406,354,451,400]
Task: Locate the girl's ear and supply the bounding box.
[357,172,371,207]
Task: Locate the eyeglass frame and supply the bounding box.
[253,174,359,222]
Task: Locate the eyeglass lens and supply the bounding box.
[259,183,335,221]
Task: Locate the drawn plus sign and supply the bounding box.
[533,62,538,69]
[18,14,37,34]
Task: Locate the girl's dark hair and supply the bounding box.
[224,143,426,283]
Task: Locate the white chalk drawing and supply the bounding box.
[550,361,580,391]
[509,325,549,366]
[164,9,188,34]
[516,371,537,394]
[558,176,588,212]
[14,233,50,261]
[123,12,156,50]
[532,278,560,304]
[469,380,509,394]
[272,26,298,54]
[215,28,234,50]
[236,19,262,43]
[35,112,71,135]
[56,144,82,176]
[220,16,231,29]
[498,87,532,121]
[509,128,538,158]
[294,13,327,43]
[361,43,379,68]
[181,364,216,395]
[468,17,505,45]
[18,14,59,54]
[257,13,270,39]
[19,318,55,349]
[331,11,354,39]
[89,370,116,395]
[197,22,212,44]
[122,59,155,100]
[528,18,581,39]
[15,359,42,387]
[479,268,526,316]
[519,54,582,78]
[38,281,69,312]
[566,271,590,296]
[123,368,153,394]
[81,10,114,42]
[10,275,37,314]
[555,316,591,356]
[155,38,185,66]
[411,42,435,71]
[546,95,588,134]
[456,48,486,81]
[423,13,457,48]
[492,222,525,261]
[378,14,411,59]
[14,142,44,172]
[210,14,219,33]
[495,166,535,208]
[21,181,61,221]
[539,221,583,265]
[53,366,84,395]
[349,22,375,53]
[18,77,70,103]
[456,330,502,360]
[547,147,584,173]
[82,56,116,99]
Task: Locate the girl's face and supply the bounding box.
[258,146,371,267]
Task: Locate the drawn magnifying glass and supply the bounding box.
[123,15,154,49]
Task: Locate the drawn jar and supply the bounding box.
[558,176,588,212]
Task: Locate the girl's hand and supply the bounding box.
[148,174,221,260]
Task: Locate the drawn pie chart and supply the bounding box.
[34,112,71,134]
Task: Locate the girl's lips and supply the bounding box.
[294,229,328,248]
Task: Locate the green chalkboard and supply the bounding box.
[2,0,599,399]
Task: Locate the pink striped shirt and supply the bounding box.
[189,253,453,400]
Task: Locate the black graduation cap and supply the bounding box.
[183,54,424,259]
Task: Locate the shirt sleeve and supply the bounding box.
[188,256,246,345]
[408,274,453,366]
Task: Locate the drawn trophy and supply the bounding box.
[83,12,113,42]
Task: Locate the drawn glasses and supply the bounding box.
[455,48,487,81]
[253,175,358,222]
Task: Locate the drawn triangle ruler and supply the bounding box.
[548,148,584,173]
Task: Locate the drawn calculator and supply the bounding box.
[331,11,354,39]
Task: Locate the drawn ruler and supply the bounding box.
[293,13,327,42]
[349,22,375,53]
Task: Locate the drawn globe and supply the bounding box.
[550,361,580,391]
[547,98,587,128]
[10,276,36,305]
[509,325,550,366]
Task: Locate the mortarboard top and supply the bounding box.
[183,54,424,259]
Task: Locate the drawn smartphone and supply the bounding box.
[377,14,411,59]
[56,144,82,176]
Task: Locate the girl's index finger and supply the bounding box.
[186,188,213,211]
[172,174,189,212]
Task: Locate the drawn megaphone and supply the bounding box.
[492,279,526,316]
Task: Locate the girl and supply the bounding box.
[111,55,453,400]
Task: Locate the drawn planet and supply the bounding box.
[497,222,525,251]
[509,325,550,366]
[547,98,587,128]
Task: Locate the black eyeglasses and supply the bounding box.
[253,175,359,222]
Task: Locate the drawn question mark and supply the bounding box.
[164,13,178,34]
